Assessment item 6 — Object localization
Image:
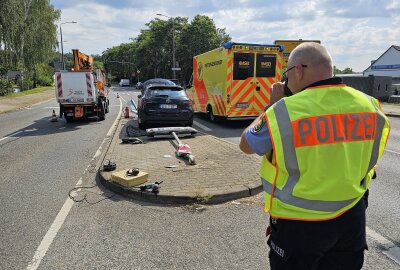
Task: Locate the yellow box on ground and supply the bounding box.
[110,170,149,187]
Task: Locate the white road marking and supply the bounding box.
[0,131,23,142]
[193,120,212,132]
[119,96,127,103]
[93,150,102,159]
[24,128,38,132]
[26,98,123,270]
[26,192,75,270]
[385,149,400,155]
[366,226,400,265]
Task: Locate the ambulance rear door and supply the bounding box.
[254,52,278,111]
[228,51,256,118]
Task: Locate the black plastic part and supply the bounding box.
[103,160,117,171]
[126,168,140,176]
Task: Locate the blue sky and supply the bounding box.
[51,0,400,72]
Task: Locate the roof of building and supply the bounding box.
[364,45,400,72]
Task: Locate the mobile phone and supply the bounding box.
[284,80,293,97]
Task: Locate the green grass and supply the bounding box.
[0,86,52,99]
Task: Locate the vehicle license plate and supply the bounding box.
[160,104,177,109]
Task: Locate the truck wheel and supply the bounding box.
[105,102,109,113]
[99,102,106,121]
[207,106,216,122]
[59,104,64,118]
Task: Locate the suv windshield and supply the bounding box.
[146,88,187,98]
[144,79,175,87]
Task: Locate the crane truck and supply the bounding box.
[54,49,109,122]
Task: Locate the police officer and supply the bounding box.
[239,42,390,270]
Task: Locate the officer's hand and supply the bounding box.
[270,82,285,105]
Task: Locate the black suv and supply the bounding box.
[137,85,194,129]
[139,78,176,95]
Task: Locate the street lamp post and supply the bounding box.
[60,21,77,70]
[156,14,176,79]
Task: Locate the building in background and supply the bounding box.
[364,45,400,86]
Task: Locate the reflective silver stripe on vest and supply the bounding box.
[262,100,357,212]
[363,94,386,174]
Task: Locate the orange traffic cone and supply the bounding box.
[50,109,58,122]
[124,106,130,118]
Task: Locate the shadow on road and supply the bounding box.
[4,115,104,139]
[194,113,253,129]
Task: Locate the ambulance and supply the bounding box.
[186,42,283,120]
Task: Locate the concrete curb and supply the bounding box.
[99,171,261,205]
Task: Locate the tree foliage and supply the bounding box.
[0,0,59,89]
[334,66,355,75]
[102,15,231,85]
[102,42,137,82]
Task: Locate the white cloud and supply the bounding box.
[53,0,400,71]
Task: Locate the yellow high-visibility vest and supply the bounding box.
[261,83,390,221]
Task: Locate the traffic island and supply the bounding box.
[99,117,263,204]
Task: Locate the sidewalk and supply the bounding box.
[0,89,54,114]
[381,104,400,118]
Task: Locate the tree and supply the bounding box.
[0,0,60,88]
[177,15,231,83]
[334,66,355,75]
[101,14,231,84]
[135,17,189,80]
[102,42,137,82]
[342,67,354,74]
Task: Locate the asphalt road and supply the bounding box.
[0,92,121,269]
[0,86,399,269]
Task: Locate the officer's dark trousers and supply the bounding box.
[267,192,368,270]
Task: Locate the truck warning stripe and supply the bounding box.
[227,58,233,69]
[56,73,62,97]
[253,94,265,111]
[212,95,222,115]
[228,82,255,115]
[258,89,270,105]
[232,79,240,90]
[218,95,226,113]
[236,107,246,116]
[215,96,224,115]
[230,78,252,102]
[277,60,282,71]
[226,71,232,82]
[267,77,276,86]
[86,73,92,97]
[256,78,271,104]
[236,84,256,116]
